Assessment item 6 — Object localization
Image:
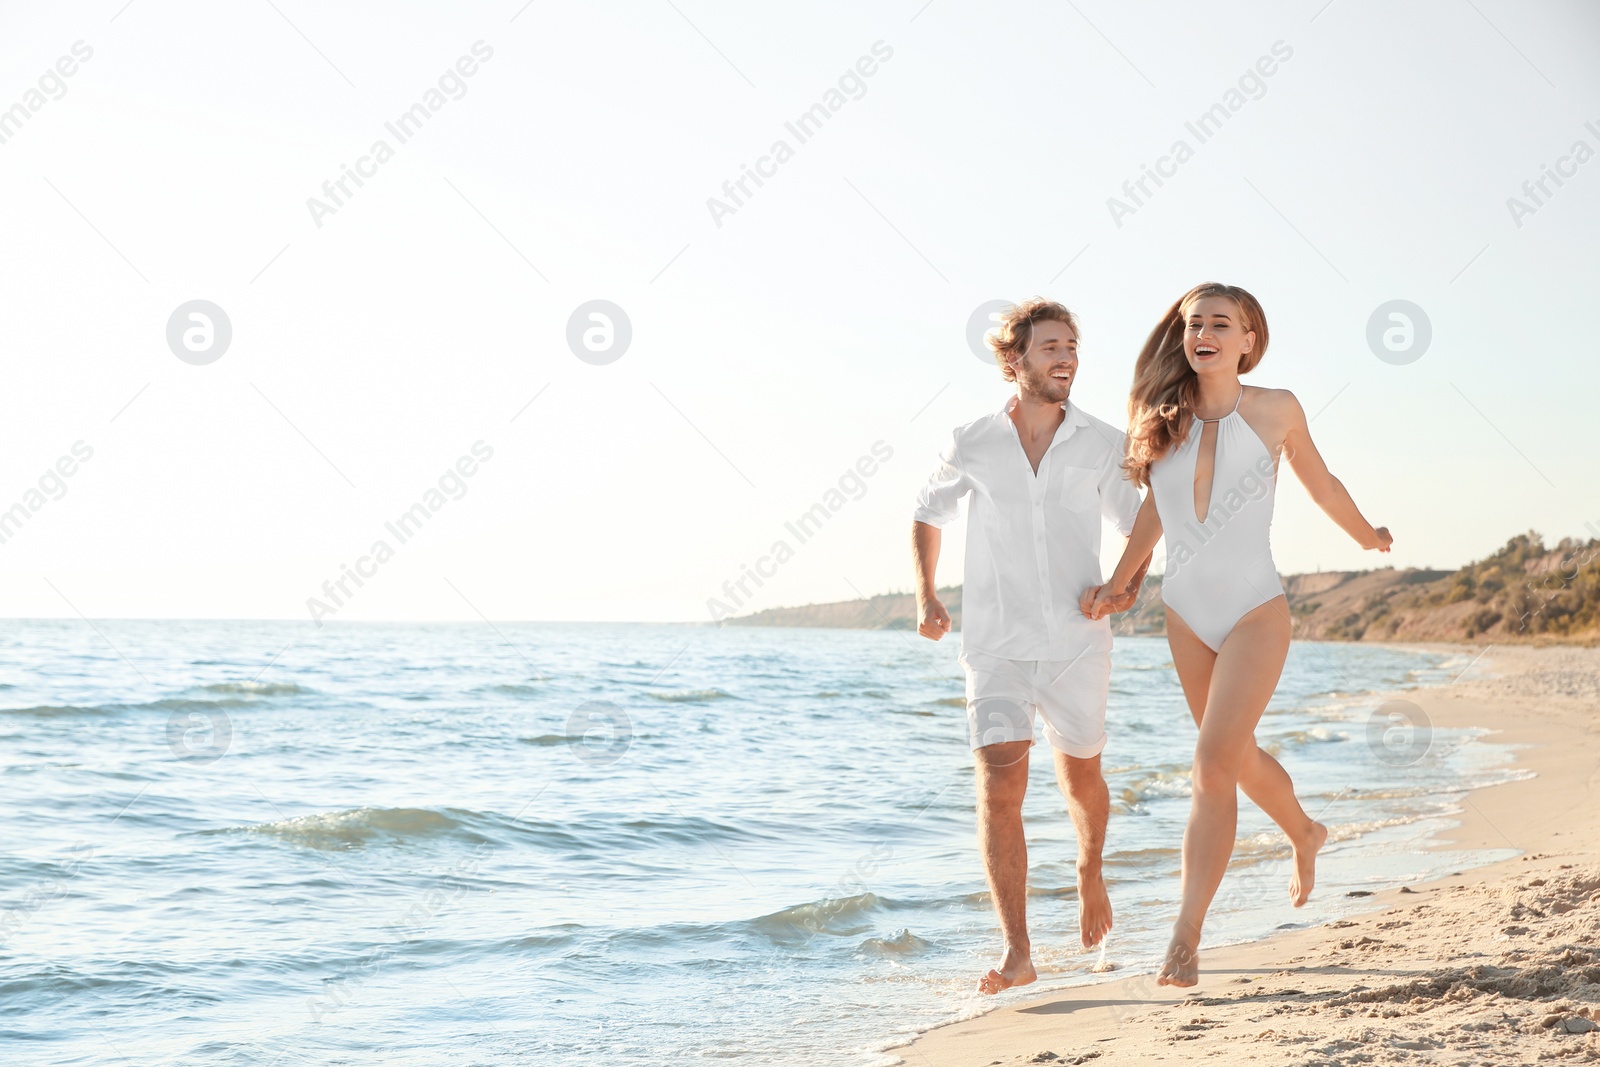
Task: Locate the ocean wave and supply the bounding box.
[519,733,577,747]
[148,697,254,712]
[1323,812,1442,844]
[616,815,780,847]
[649,688,735,703]
[1116,768,1194,807]
[597,890,917,952]
[748,891,891,940]
[197,681,310,696]
[0,696,252,718]
[208,804,792,855]
[0,704,120,718]
[1104,845,1181,866]
[857,928,933,957]
[1232,830,1297,858]
[1290,726,1351,743]
[505,926,586,953]
[215,806,501,851]
[483,683,543,697]
[0,963,218,1004]
[1329,785,1432,801]
[1260,726,1352,755]
[930,697,966,708]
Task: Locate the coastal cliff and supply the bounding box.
[725,532,1600,643]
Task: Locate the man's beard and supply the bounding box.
[1019,366,1071,403]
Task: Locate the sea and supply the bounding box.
[0,620,1524,1066]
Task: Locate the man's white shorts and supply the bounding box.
[957,647,1110,758]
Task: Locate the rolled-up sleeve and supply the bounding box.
[913,432,968,528]
[1097,434,1142,537]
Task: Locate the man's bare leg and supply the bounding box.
[975,739,1037,994]
[1054,751,1112,948]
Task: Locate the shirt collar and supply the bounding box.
[1002,394,1088,447]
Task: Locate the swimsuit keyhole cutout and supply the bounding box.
[1192,419,1218,524]
[1192,388,1243,523]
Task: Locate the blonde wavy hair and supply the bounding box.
[1124,282,1269,488]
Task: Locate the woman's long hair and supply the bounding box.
[1124,282,1269,488]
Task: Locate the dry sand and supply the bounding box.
[887,643,1600,1067]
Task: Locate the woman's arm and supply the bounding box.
[1278,390,1392,552]
[1082,492,1162,618]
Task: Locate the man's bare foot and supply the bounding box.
[977,943,1037,995]
[1155,935,1199,987]
[1290,821,1328,907]
[1077,865,1113,949]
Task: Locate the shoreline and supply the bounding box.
[884,641,1600,1066]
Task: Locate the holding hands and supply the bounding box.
[1081,547,1153,621]
[1079,580,1140,621]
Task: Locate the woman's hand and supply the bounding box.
[1101,584,1140,613]
[1079,583,1131,620]
[1366,526,1393,553]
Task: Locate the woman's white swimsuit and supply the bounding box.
[1148,388,1286,652]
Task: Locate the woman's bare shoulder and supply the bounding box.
[1245,386,1306,419]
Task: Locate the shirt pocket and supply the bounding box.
[1056,464,1099,512]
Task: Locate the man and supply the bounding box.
[912,298,1150,995]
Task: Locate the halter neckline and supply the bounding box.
[1197,387,1244,423]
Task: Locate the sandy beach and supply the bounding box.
[887,643,1600,1066]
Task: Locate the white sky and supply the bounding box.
[1,0,1596,624]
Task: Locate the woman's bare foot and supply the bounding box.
[977,943,1037,995]
[1290,821,1328,907]
[1155,935,1199,987]
[1077,865,1113,949]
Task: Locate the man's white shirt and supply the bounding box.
[914,396,1142,661]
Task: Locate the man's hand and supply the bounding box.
[919,596,952,640]
[1080,581,1140,620]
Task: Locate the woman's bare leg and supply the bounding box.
[1158,597,1293,986]
[1166,605,1327,907]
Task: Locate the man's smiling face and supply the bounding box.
[1009,318,1078,404]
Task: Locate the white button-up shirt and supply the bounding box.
[914,397,1143,661]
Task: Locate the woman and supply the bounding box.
[1083,282,1391,986]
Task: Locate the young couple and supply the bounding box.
[911,284,1391,992]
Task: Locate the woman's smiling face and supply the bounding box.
[1183,295,1256,373]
